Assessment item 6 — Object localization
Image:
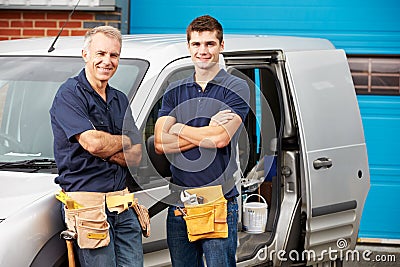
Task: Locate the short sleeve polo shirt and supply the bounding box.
[50,69,142,192]
[158,69,250,198]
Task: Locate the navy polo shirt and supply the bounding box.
[50,69,142,193]
[158,69,250,198]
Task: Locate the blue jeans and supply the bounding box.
[167,198,238,267]
[62,206,143,267]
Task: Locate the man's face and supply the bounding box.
[188,30,224,70]
[82,32,121,83]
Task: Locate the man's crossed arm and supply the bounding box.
[154,110,242,154]
[76,130,142,167]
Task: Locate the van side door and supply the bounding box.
[285,49,370,262]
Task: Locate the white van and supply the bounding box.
[0,34,370,267]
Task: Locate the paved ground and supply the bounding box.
[343,244,399,267]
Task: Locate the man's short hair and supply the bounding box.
[186,15,223,44]
[83,25,122,52]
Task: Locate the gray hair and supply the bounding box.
[83,26,122,53]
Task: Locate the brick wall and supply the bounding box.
[0,9,122,41]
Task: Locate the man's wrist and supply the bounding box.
[121,135,132,149]
[170,123,185,136]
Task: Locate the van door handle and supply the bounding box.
[313,157,332,169]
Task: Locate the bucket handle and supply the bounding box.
[243,194,267,205]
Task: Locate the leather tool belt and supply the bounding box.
[176,185,228,242]
[63,188,150,249]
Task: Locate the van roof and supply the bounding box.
[0,34,335,60]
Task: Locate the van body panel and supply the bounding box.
[286,49,365,150]
[285,49,370,260]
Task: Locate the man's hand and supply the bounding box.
[108,144,142,167]
[209,109,235,127]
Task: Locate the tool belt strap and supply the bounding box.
[66,188,133,214]
[174,208,187,216]
[106,192,135,213]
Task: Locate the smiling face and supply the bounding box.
[188,30,224,72]
[82,32,121,90]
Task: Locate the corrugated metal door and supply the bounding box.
[357,95,400,240]
[129,0,400,54]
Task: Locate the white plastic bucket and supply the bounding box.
[242,194,268,234]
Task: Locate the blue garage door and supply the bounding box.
[357,95,400,240]
[130,0,400,54]
[130,0,400,241]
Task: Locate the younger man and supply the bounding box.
[154,15,250,267]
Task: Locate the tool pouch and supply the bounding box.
[64,192,110,249]
[132,199,151,238]
[182,185,228,242]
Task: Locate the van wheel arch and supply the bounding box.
[30,232,67,267]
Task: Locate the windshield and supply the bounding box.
[0,56,148,164]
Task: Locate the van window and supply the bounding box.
[0,56,148,165]
[144,66,194,141]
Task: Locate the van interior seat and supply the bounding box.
[146,135,171,178]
